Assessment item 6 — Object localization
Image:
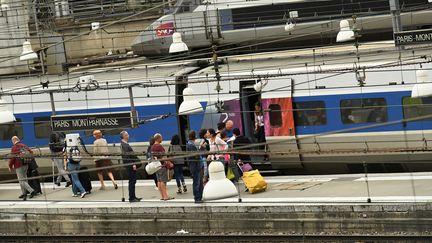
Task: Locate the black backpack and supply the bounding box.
[49,132,65,153]
[17,144,33,165]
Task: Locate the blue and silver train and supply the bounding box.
[132,0,432,56]
[1,74,431,177]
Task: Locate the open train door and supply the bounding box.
[239,81,264,162]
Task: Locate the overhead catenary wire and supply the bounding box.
[1,39,430,96]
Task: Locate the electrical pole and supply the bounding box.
[389,0,402,35]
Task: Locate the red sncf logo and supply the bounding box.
[155,22,175,37]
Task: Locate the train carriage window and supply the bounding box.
[34,117,52,139]
[402,96,432,121]
[293,101,327,126]
[340,98,388,124]
[0,119,23,141]
[268,104,282,127]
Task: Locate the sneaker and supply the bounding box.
[65,181,72,187]
[177,187,182,194]
[56,182,61,187]
[22,195,27,201]
[81,192,88,198]
[72,194,79,197]
[183,185,187,193]
[154,187,159,191]
[18,194,26,199]
[129,198,140,203]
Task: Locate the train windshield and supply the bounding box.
[168,0,201,14]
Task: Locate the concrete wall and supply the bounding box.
[0,203,431,236]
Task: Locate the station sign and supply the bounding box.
[51,111,136,132]
[394,29,432,46]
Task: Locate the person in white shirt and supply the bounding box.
[207,129,228,162]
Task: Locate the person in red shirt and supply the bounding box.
[151,133,174,201]
[8,136,36,200]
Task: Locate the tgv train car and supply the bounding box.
[1,54,432,179]
[132,0,432,56]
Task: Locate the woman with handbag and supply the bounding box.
[151,133,174,201]
[169,135,187,194]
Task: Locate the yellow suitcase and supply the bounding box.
[242,170,267,194]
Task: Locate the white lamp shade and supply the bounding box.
[169,32,189,54]
[202,161,238,201]
[20,40,38,61]
[412,70,432,98]
[1,4,9,11]
[284,22,295,32]
[91,22,100,30]
[254,79,268,92]
[336,20,355,43]
[0,99,15,124]
[178,87,203,115]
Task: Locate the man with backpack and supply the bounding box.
[64,136,88,198]
[8,136,36,201]
[49,132,71,187]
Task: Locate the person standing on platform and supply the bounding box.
[198,129,210,185]
[146,136,158,191]
[64,141,88,198]
[169,135,187,194]
[225,120,234,138]
[186,131,203,203]
[49,132,71,188]
[151,133,174,201]
[8,136,36,201]
[254,101,268,160]
[232,128,252,162]
[120,131,142,203]
[93,130,118,190]
[216,122,225,136]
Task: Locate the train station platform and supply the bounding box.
[1,172,432,239]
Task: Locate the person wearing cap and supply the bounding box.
[93,130,118,190]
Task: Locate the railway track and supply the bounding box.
[2,234,432,242]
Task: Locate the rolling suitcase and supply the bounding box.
[26,159,42,195]
[26,168,42,195]
[242,170,267,194]
[79,166,92,193]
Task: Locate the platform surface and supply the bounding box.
[0,172,431,210]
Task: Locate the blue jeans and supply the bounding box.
[68,163,86,194]
[174,164,185,188]
[127,167,137,200]
[188,161,203,201]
